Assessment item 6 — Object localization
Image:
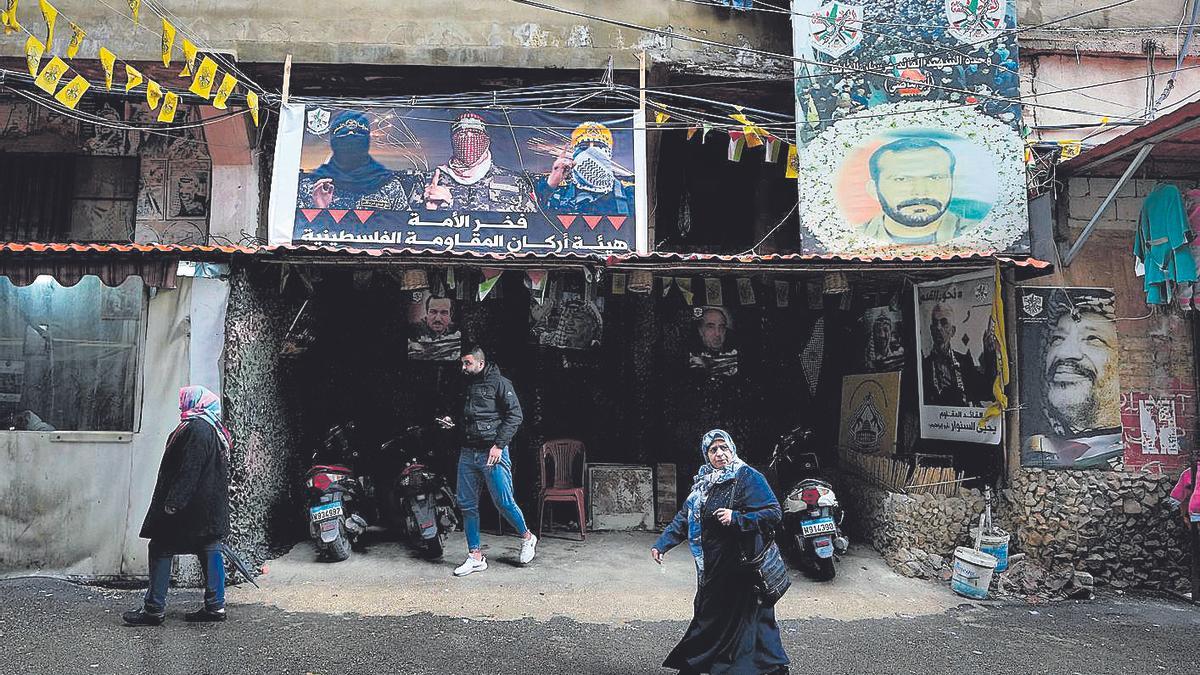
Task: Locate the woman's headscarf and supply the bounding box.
[683,428,745,574]
[177,385,231,450]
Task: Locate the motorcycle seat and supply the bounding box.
[310,464,352,474]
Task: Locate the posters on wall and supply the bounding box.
[840,372,901,455]
[1017,287,1123,469]
[1121,390,1193,473]
[792,0,1028,258]
[914,270,1002,443]
[688,306,739,378]
[268,105,647,255]
[405,290,463,361]
[858,303,904,372]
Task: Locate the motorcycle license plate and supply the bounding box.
[801,517,836,536]
[310,502,343,523]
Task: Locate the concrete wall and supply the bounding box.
[0,1,789,73]
[0,279,194,578]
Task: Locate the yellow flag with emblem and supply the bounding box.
[33,56,68,95]
[124,64,143,93]
[180,39,197,77]
[54,74,89,110]
[66,22,85,58]
[2,0,20,35]
[189,56,218,99]
[161,18,176,67]
[128,0,140,24]
[146,79,163,109]
[99,48,117,89]
[212,73,237,110]
[785,144,798,179]
[25,34,45,77]
[39,0,56,50]
[157,91,179,123]
[246,90,260,126]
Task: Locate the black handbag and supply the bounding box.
[730,472,792,606]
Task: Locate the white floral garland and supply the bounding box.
[798,101,1028,258]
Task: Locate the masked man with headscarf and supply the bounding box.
[124,386,233,626]
[299,110,422,211]
[652,430,790,675]
[536,121,635,216]
[422,112,536,213]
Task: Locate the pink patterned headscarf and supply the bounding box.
[178,385,231,449]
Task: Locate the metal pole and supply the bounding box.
[1062,143,1155,266]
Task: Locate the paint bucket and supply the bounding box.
[970,526,1011,572]
[951,547,998,600]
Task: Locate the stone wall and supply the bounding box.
[1006,469,1192,592]
[839,474,988,577]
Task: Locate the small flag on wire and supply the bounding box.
[654,109,671,126]
[161,18,176,67]
[128,0,140,24]
[180,39,197,76]
[33,56,68,95]
[701,122,713,143]
[730,109,766,148]
[2,0,22,35]
[189,56,218,99]
[146,79,163,110]
[764,135,782,163]
[65,22,85,58]
[676,277,695,305]
[54,74,89,110]
[785,144,799,179]
[686,126,699,140]
[124,64,143,92]
[25,34,45,77]
[247,90,260,126]
[39,0,57,51]
[99,48,117,89]
[728,131,746,162]
[478,268,502,301]
[157,91,179,122]
[212,73,237,110]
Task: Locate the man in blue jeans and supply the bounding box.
[437,344,537,575]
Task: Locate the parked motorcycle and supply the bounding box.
[769,426,849,580]
[303,422,369,562]
[379,426,461,559]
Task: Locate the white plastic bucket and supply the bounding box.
[970,527,1011,572]
[951,547,998,600]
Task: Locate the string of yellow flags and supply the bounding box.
[3,0,259,124]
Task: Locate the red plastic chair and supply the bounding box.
[538,439,587,540]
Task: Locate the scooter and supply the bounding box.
[382,427,461,558]
[769,427,849,581]
[303,422,369,562]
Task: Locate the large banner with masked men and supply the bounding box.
[792,0,1029,258]
[268,105,646,256]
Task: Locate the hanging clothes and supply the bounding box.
[1134,184,1199,305]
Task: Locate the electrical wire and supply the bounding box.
[142,0,271,95]
[509,0,1165,125]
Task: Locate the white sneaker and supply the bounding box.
[519,534,538,564]
[453,555,487,576]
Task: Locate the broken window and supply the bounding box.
[0,275,144,431]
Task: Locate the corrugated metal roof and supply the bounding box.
[1058,100,1200,177]
[0,242,1051,271]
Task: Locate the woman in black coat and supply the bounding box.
[652,429,790,675]
[123,385,231,626]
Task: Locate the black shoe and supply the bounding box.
[184,607,227,622]
[122,609,165,626]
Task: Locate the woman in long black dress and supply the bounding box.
[651,429,790,675]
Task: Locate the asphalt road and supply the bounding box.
[2,577,1197,675]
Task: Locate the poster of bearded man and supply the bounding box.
[1017,287,1123,470]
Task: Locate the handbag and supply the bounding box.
[730,471,791,606]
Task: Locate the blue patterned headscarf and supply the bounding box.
[683,429,745,574]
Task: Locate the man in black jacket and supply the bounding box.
[123,388,231,626]
[437,344,537,575]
